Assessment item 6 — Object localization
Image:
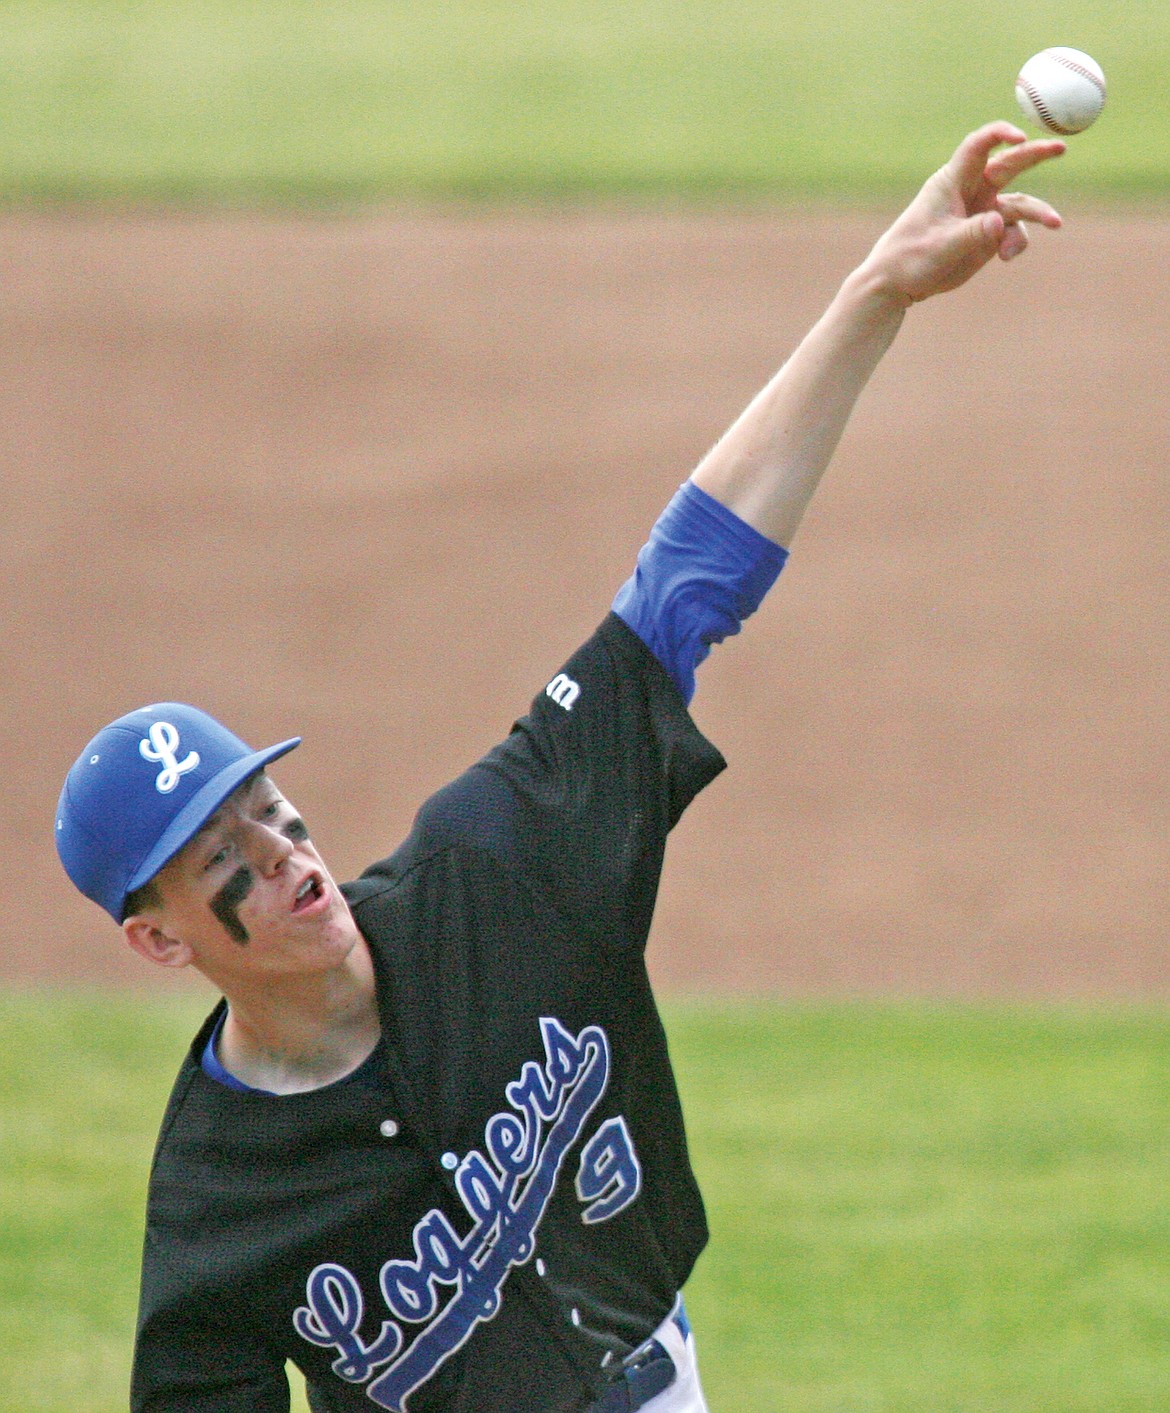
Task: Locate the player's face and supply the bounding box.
[144,771,360,980]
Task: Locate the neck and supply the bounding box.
[217,936,381,1095]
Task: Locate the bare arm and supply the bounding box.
[690,122,1066,547]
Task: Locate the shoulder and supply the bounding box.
[148,1002,225,1163]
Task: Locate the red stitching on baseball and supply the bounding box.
[1052,54,1106,99]
[1017,78,1076,135]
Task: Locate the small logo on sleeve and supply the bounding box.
[545,674,580,712]
[139,721,201,793]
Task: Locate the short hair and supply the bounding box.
[123,877,162,919]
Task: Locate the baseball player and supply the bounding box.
[56,124,1063,1413]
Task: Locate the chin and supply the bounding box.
[307,903,362,965]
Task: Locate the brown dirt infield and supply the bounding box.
[4,207,1168,997]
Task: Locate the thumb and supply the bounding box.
[965,208,1004,255]
[934,209,1003,283]
[908,208,1004,301]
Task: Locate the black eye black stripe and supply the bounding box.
[210,867,253,945]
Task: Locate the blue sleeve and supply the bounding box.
[612,480,788,704]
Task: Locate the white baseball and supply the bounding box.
[1015,48,1106,135]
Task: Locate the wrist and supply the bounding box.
[839,258,915,320]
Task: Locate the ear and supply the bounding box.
[123,916,194,970]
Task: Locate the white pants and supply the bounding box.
[637,1302,710,1413]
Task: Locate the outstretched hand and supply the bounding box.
[862,122,1066,306]
[691,122,1069,545]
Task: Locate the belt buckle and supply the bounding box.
[621,1335,675,1409]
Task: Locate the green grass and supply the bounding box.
[0,0,1163,203]
[3,991,1170,1411]
[673,1003,1170,1412]
[0,989,202,1411]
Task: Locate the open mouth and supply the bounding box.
[292,873,326,913]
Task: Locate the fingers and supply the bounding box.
[994,188,1061,263]
[997,190,1063,229]
[998,222,1029,262]
[874,123,1067,301]
[985,137,1067,190]
[943,123,1067,217]
[944,121,1028,197]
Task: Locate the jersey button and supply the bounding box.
[379,1119,400,1139]
[441,1151,459,1170]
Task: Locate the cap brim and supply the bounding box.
[120,737,301,919]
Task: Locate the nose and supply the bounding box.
[243,818,295,877]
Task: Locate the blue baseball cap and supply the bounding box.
[56,703,300,923]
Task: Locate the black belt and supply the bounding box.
[587,1304,691,1413]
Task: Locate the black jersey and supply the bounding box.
[132,614,725,1413]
